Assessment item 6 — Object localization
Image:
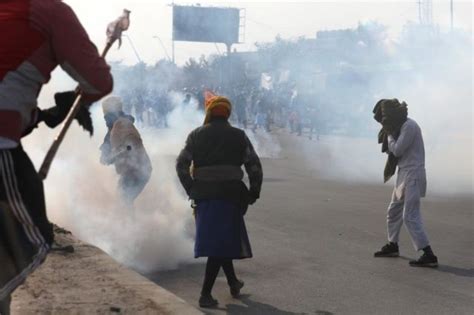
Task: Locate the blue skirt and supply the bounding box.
[194,199,252,259]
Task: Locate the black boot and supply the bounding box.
[229,279,244,298]
[374,242,399,257]
[0,294,11,315]
[409,246,438,268]
[199,257,220,307]
[199,294,218,308]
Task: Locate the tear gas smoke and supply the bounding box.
[294,26,473,196]
[23,75,280,272]
[24,99,195,272]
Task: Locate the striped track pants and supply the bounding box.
[0,147,53,300]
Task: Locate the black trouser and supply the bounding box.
[0,294,10,315]
[0,147,53,302]
[201,257,238,295]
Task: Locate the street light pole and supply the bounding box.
[152,36,172,61]
[123,34,142,63]
[172,38,175,64]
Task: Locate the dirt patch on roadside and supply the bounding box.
[11,229,200,314]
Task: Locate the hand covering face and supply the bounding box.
[373,99,408,182]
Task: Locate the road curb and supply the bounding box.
[12,231,203,314]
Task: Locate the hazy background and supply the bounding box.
[22,1,472,272]
[63,0,472,65]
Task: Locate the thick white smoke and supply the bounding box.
[23,75,279,273]
[24,101,196,272]
[297,28,473,196]
[246,129,281,159]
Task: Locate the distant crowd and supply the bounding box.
[117,83,322,140]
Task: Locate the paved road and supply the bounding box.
[147,134,473,315]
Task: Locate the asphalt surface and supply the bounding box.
[147,133,473,315]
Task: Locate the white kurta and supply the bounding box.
[386,118,430,251]
[388,118,427,198]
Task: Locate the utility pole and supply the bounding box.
[225,43,233,91]
[172,39,175,64]
[450,0,454,31]
[417,0,434,25]
[170,1,176,64]
[418,0,422,24]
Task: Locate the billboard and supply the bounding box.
[173,5,240,44]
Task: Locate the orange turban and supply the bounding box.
[203,92,232,125]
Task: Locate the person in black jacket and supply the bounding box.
[176,95,263,308]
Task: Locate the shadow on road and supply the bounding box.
[146,262,205,287]
[151,266,336,315]
[436,265,474,278]
[202,294,333,315]
[397,256,474,278]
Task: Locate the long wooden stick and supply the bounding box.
[38,42,113,180]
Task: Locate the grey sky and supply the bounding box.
[65,0,472,65]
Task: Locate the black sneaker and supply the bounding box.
[409,253,438,268]
[199,294,218,308]
[229,279,244,298]
[374,243,399,257]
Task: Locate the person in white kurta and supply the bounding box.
[374,118,438,267]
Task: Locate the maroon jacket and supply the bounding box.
[0,0,113,148]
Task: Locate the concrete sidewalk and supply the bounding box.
[12,230,202,314]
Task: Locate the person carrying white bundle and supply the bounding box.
[100,96,152,205]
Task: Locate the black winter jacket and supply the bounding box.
[176,118,263,208]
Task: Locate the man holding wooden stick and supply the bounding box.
[0,1,115,313]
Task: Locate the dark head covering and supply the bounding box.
[373,98,408,134]
[373,98,408,183]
